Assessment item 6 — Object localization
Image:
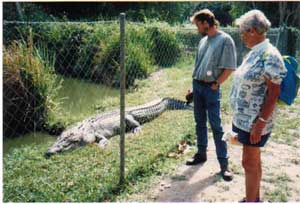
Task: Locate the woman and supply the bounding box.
[230,10,287,202]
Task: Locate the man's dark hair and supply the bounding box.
[190,9,219,27]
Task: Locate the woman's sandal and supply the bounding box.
[239,198,263,202]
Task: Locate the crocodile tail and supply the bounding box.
[163,97,193,110]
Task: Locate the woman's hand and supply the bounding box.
[249,78,280,145]
[250,120,266,144]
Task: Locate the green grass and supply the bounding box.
[3,58,195,202]
[264,174,292,202]
[3,55,300,202]
[3,105,196,202]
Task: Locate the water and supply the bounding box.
[3,77,119,155]
[54,77,120,121]
[3,132,56,155]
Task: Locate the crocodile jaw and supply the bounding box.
[45,131,82,158]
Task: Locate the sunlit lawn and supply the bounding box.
[3,56,300,202]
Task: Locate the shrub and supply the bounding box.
[4,22,185,89]
[92,32,153,88]
[122,42,154,87]
[52,24,88,77]
[91,32,118,86]
[147,26,182,67]
[6,23,123,83]
[175,29,201,53]
[32,23,91,77]
[126,23,152,52]
[8,23,100,79]
[3,40,62,138]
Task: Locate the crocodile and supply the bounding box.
[45,97,192,158]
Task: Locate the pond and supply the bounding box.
[3,77,119,155]
[3,132,56,155]
[53,77,120,122]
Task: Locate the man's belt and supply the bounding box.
[195,79,216,86]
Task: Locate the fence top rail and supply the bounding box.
[3,20,119,25]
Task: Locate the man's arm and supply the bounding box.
[211,69,234,90]
[216,69,234,85]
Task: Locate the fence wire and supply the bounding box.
[3,18,300,202]
[3,20,121,137]
[2,19,294,146]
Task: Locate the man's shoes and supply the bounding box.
[186,153,207,165]
[220,169,233,181]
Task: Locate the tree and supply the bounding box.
[278,2,300,27]
[36,2,196,24]
[193,2,233,26]
[230,2,300,27]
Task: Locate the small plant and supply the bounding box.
[264,185,291,202]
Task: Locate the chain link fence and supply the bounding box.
[3,19,297,139]
[3,16,300,201]
[3,20,119,137]
[2,20,196,139]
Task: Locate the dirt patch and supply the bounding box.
[125,137,300,202]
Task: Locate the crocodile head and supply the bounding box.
[45,130,84,159]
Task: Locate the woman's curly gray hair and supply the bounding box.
[235,9,271,35]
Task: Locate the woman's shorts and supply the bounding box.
[232,124,271,147]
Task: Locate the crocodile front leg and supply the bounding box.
[125,114,142,133]
[95,133,109,148]
[98,137,109,148]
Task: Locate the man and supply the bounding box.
[186,9,237,181]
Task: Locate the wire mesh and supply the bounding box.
[2,20,294,140]
[3,19,299,202]
[3,20,122,138]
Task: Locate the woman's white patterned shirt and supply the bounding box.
[230,39,287,134]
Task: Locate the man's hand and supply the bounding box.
[210,82,219,90]
[250,120,265,144]
[185,90,193,104]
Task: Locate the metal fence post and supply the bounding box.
[119,13,126,186]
